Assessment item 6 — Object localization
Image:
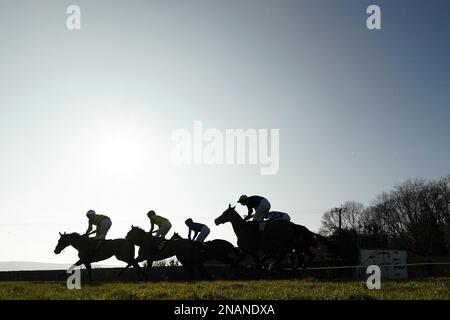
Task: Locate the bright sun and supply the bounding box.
[95,134,144,176]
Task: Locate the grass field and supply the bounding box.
[0,278,449,300]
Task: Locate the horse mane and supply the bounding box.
[61,232,82,237]
[131,226,146,233]
[229,207,244,220]
[128,226,149,239]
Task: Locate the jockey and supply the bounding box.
[267,211,291,222]
[85,210,112,240]
[147,210,172,238]
[85,210,112,250]
[238,195,271,222]
[185,218,210,243]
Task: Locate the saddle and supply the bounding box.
[195,242,207,254]
[86,238,105,252]
[247,220,267,232]
[157,239,167,251]
[86,238,100,245]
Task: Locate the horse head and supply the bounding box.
[54,232,77,254]
[125,225,147,245]
[215,204,238,225]
[170,232,182,240]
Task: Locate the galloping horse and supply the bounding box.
[171,233,242,276]
[124,226,210,279]
[215,205,330,271]
[54,232,143,281]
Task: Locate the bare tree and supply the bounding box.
[363,176,450,255]
[319,201,365,236]
[319,175,450,254]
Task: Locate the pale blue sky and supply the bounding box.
[1,0,449,265]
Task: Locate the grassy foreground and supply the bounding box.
[0,278,449,300]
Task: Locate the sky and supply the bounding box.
[0,0,450,266]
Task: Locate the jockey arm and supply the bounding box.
[85,222,93,235]
[151,223,160,234]
[150,221,155,234]
[244,206,255,220]
[188,228,192,240]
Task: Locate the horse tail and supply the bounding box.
[293,224,333,250]
[118,263,132,277]
[211,240,241,262]
[293,224,316,247]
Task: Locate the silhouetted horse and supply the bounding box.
[215,205,330,271]
[124,226,210,280]
[171,233,242,276]
[54,232,143,281]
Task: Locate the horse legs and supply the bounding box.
[187,266,195,281]
[58,259,83,279]
[73,259,83,267]
[197,264,211,280]
[236,250,249,265]
[146,260,153,273]
[85,262,93,281]
[252,252,263,271]
[118,264,130,277]
[135,256,149,280]
[132,261,145,281]
[228,260,242,277]
[292,249,305,271]
[118,254,146,277]
[268,252,286,273]
[228,249,243,275]
[260,253,275,265]
[286,251,296,268]
[302,249,316,270]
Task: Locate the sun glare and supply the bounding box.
[95,134,144,176]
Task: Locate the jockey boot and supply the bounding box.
[259,221,266,231]
[157,240,166,251]
[94,239,103,251]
